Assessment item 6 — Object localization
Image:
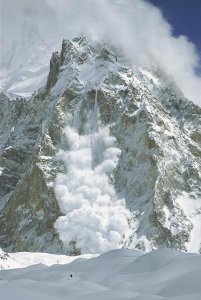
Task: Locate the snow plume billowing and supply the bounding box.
[54,97,132,254]
[47,0,201,105]
[3,0,201,104]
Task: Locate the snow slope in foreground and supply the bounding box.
[0,249,201,300]
[0,250,97,270]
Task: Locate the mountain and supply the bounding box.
[0,37,201,254]
[0,21,57,98]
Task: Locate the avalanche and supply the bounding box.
[54,89,132,254]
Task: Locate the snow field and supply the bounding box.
[1,248,201,300]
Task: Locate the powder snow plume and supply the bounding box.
[2,0,201,105]
[54,96,132,254]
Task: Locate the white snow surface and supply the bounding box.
[176,193,201,253]
[1,248,201,300]
[0,250,97,270]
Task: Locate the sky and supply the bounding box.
[149,0,201,55]
[1,0,201,105]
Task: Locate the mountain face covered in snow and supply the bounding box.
[0,20,57,98]
[0,37,201,254]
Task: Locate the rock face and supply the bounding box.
[0,37,201,254]
[0,91,64,252]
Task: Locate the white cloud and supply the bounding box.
[2,0,201,104]
[49,0,201,105]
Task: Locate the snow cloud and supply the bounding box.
[54,123,132,254]
[47,0,201,105]
[2,0,201,104]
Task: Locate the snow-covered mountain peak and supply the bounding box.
[0,21,58,98]
[0,37,201,255]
